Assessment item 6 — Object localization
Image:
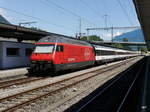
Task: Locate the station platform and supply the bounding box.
[65,56,150,112]
[140,56,150,112]
[0,68,27,80]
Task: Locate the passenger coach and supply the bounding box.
[93,44,138,63]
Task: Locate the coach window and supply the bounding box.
[96,50,100,56]
[7,48,19,56]
[101,50,107,55]
[25,48,33,56]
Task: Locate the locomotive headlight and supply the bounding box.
[47,61,52,63]
[31,61,36,63]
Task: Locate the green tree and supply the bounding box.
[123,38,128,42]
[30,27,46,31]
[80,35,103,41]
[80,36,88,41]
[123,45,132,50]
[140,46,147,53]
[121,38,132,50]
[112,43,124,49]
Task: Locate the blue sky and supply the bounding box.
[0,0,140,40]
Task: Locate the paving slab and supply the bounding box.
[0,68,28,79]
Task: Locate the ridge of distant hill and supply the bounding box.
[113,29,145,42]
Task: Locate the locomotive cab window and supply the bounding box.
[56,45,63,52]
[34,44,54,53]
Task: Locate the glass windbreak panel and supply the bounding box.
[34,45,54,53]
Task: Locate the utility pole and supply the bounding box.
[86,29,89,41]
[111,27,114,42]
[104,14,108,28]
[79,18,82,39]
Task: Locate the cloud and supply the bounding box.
[114,31,122,37]
[102,31,123,41]
[0,8,6,16]
[101,33,111,41]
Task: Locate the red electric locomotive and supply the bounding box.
[29,36,95,74]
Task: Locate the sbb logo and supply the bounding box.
[84,48,90,60]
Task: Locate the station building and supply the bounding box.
[0,15,35,69]
[0,41,34,69]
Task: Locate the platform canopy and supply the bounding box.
[133,0,150,50]
[0,22,70,42]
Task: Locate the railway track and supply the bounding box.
[0,75,27,84]
[0,58,136,112]
[0,57,138,91]
[0,58,136,92]
[0,76,48,90]
[68,57,146,112]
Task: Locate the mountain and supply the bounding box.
[0,15,10,24]
[113,29,145,42]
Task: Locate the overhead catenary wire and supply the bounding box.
[43,0,79,18]
[43,0,97,27]
[80,0,110,28]
[116,0,134,26]
[39,0,82,30]
[126,0,137,19]
[0,0,139,37]
[127,0,133,8]
[0,6,75,32]
[79,0,103,19]
[39,0,70,18]
[122,0,134,18]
